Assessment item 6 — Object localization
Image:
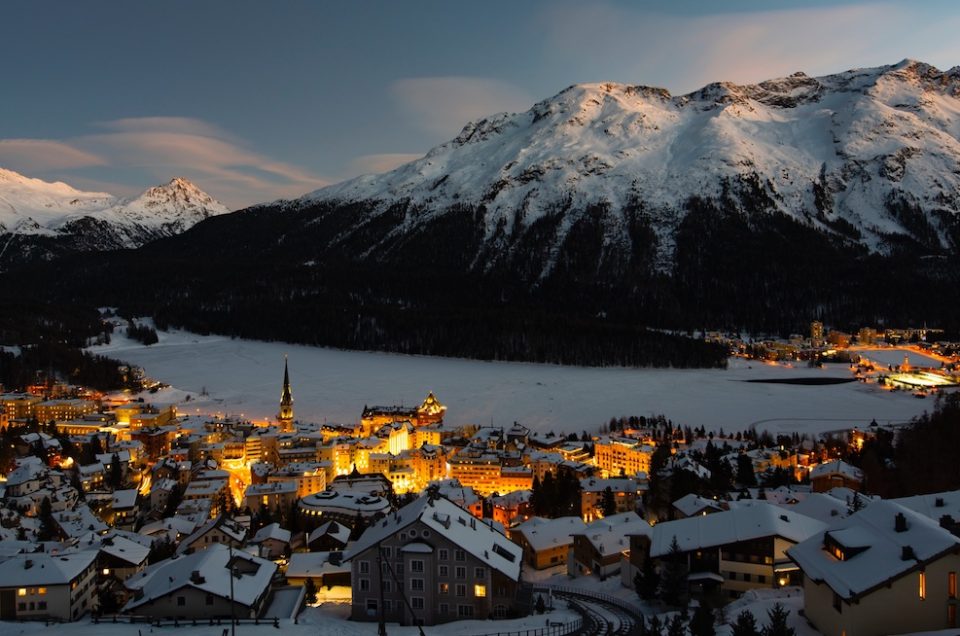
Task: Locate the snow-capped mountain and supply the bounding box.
[0,169,229,260]
[298,59,960,270]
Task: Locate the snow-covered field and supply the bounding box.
[854,347,943,368]
[88,329,937,436]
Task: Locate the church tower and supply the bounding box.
[278,355,294,427]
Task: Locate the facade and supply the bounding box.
[789,500,960,636]
[811,460,864,493]
[569,512,651,580]
[593,437,654,478]
[512,516,586,569]
[580,477,639,522]
[345,495,524,625]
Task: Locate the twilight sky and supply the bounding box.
[3,1,959,208]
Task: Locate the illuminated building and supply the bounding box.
[34,399,97,423]
[579,477,639,522]
[360,392,447,435]
[593,437,654,478]
[811,320,824,347]
[1,393,42,419]
[512,516,586,569]
[244,480,299,514]
[277,356,294,429]
[0,551,98,621]
[265,462,327,497]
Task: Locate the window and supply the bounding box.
[423,529,431,538]
[360,561,370,574]
[439,583,450,594]
[474,584,487,598]
[177,596,186,606]
[383,580,391,592]
[743,573,751,582]
[920,571,926,600]
[439,565,449,577]
[411,559,424,573]
[396,563,404,575]
[17,589,26,597]
[384,600,392,612]
[360,579,370,592]
[412,597,424,610]
[411,578,424,592]
[17,603,25,611]
[475,567,485,579]
[37,602,46,611]
[409,529,418,537]
[949,571,957,599]
[949,604,957,629]
[439,549,449,560]
[458,605,474,618]
[366,599,378,612]
[383,547,392,558]
[456,566,466,579]
[456,584,466,597]
[455,549,466,561]
[758,575,766,584]
[440,603,449,615]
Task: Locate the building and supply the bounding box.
[244,480,299,515]
[298,489,391,528]
[569,511,651,580]
[648,502,826,597]
[285,552,351,588]
[307,520,351,552]
[811,460,864,493]
[593,437,654,479]
[672,493,725,519]
[278,356,294,428]
[123,544,277,620]
[249,523,292,560]
[0,551,99,621]
[580,478,639,522]
[360,392,447,435]
[33,399,97,423]
[511,516,586,569]
[811,321,825,347]
[175,515,247,555]
[788,500,960,636]
[345,494,524,625]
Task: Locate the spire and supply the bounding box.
[278,355,294,424]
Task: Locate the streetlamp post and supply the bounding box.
[229,545,237,636]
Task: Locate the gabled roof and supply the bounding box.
[574,512,651,557]
[99,535,151,567]
[673,493,725,517]
[514,516,587,552]
[891,489,960,523]
[307,520,350,546]
[251,523,291,545]
[124,544,276,611]
[650,502,824,558]
[176,515,246,555]
[345,495,522,581]
[0,550,98,586]
[810,460,863,481]
[787,500,960,600]
[285,551,349,579]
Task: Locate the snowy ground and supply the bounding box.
[715,587,818,636]
[88,329,939,436]
[854,347,943,368]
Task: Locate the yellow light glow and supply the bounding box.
[474,584,486,598]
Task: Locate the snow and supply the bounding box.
[0,168,228,246]
[856,348,943,368]
[514,517,587,553]
[296,60,960,266]
[88,328,937,436]
[717,587,818,636]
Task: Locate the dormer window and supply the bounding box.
[823,530,869,561]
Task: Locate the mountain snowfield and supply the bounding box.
[300,59,960,267]
[0,168,229,249]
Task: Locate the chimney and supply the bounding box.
[894,512,908,533]
[24,559,33,570]
[901,545,916,561]
[190,570,205,584]
[935,498,945,508]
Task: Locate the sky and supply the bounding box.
[2,0,960,209]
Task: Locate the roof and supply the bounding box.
[580,478,637,493]
[307,520,351,546]
[345,495,523,581]
[176,516,247,554]
[673,493,724,517]
[787,500,960,600]
[574,512,651,557]
[285,551,350,579]
[251,523,291,545]
[0,550,98,586]
[124,544,277,611]
[112,489,138,509]
[891,489,960,523]
[514,516,587,552]
[810,460,863,481]
[99,535,151,566]
[650,502,825,557]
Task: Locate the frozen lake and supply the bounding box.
[89,329,937,436]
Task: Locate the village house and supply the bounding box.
[344,494,524,626]
[789,500,960,636]
[811,460,864,493]
[175,515,247,555]
[569,511,651,580]
[0,551,99,621]
[511,516,586,569]
[580,477,640,522]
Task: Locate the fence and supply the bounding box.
[465,616,583,636]
[93,614,281,628]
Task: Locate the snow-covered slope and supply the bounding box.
[299,59,960,266]
[0,169,229,250]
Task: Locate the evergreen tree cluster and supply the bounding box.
[530,471,583,517]
[127,321,159,345]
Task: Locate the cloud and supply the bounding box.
[391,77,535,137]
[347,153,423,176]
[0,139,106,172]
[0,117,329,208]
[537,2,935,93]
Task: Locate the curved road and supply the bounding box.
[543,587,645,636]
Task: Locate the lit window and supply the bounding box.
[102,568,110,576]
[474,584,487,598]
[920,571,926,600]
[950,572,957,599]
[17,589,26,597]
[37,588,46,595]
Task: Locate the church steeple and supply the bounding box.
[278,355,294,425]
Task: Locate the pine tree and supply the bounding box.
[736,453,757,486]
[666,613,686,636]
[638,554,660,600]
[646,615,663,636]
[304,577,318,605]
[601,486,617,517]
[660,536,689,608]
[689,600,716,636]
[731,610,761,636]
[762,603,795,636]
[535,594,546,614]
[108,452,123,489]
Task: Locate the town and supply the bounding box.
[0,318,958,636]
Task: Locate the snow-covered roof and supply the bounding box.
[574,512,651,557]
[124,543,276,611]
[0,550,98,586]
[5,461,46,486]
[775,493,850,524]
[346,495,522,581]
[251,523,291,545]
[650,502,825,557]
[514,516,587,552]
[176,516,247,555]
[96,450,131,465]
[580,477,638,493]
[401,541,434,554]
[52,504,108,538]
[891,489,960,523]
[244,481,298,496]
[810,460,863,481]
[307,520,351,546]
[787,500,960,600]
[99,534,151,566]
[112,489,138,509]
[285,551,350,579]
[673,493,725,517]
